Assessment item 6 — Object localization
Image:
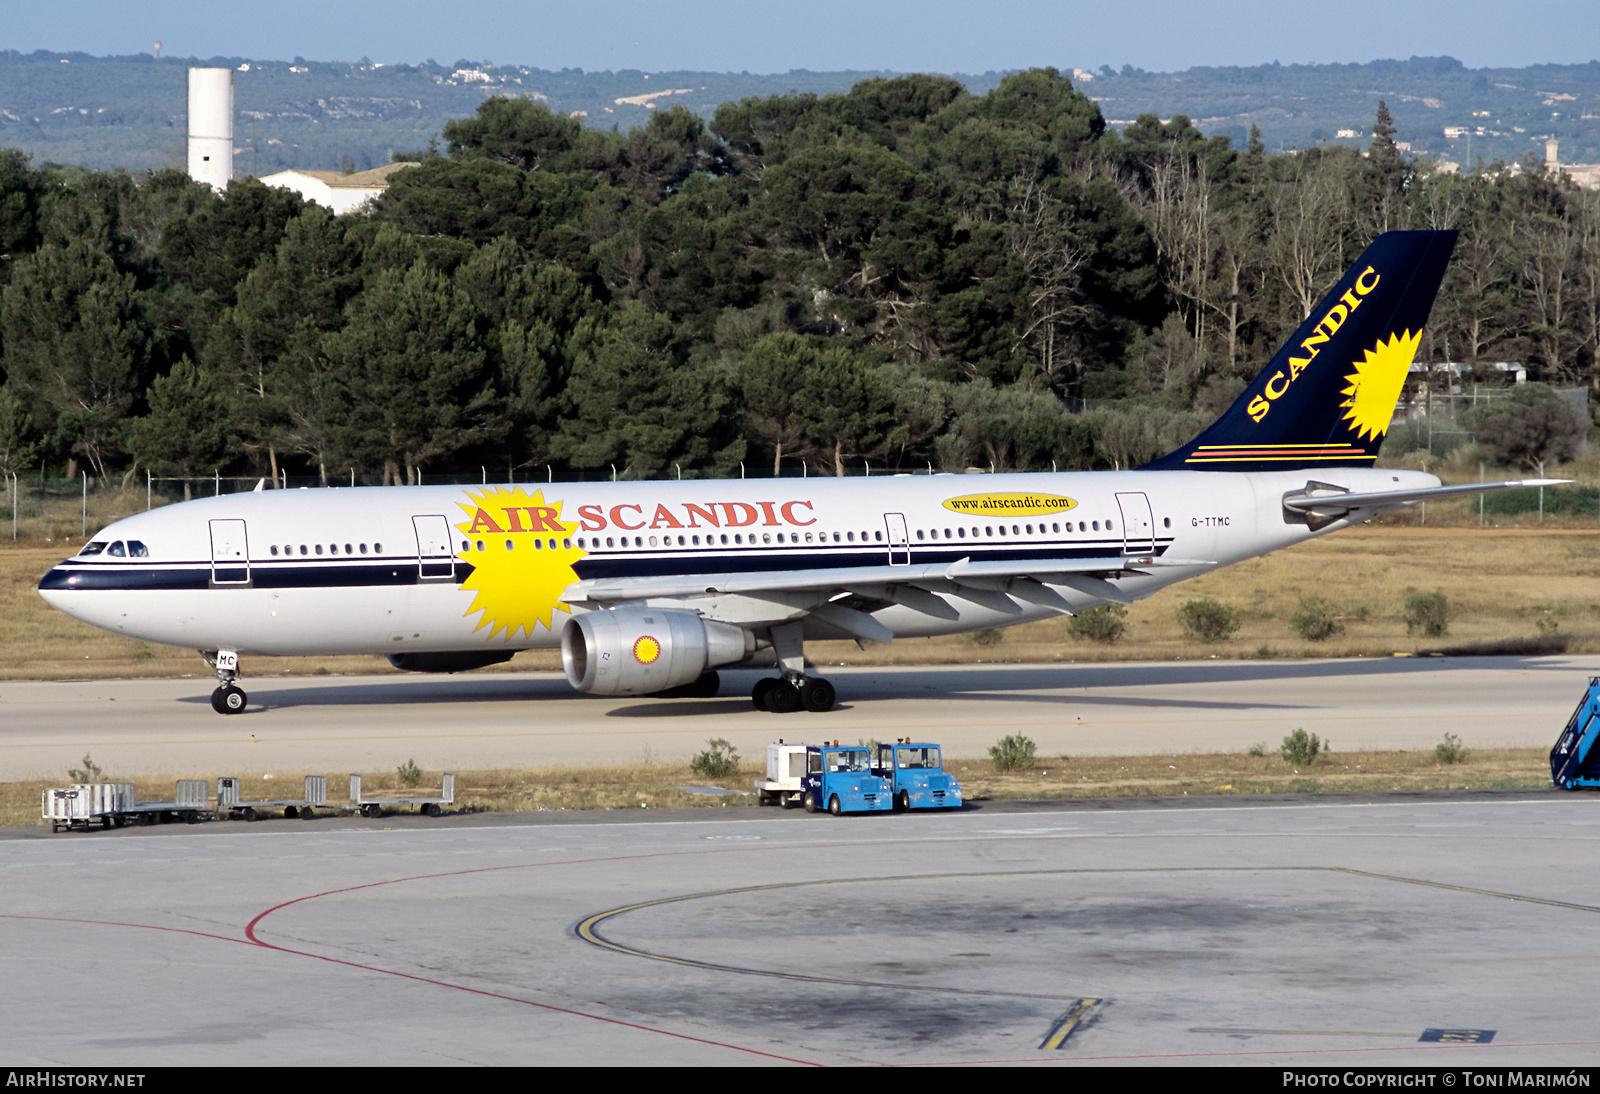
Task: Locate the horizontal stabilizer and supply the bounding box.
[1283,479,1571,516]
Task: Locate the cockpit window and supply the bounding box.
[127,540,149,558]
[79,542,108,557]
[108,541,126,557]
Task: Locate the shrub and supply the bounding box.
[1280,729,1323,766]
[1247,743,1268,758]
[690,737,740,778]
[1177,599,1240,643]
[989,734,1037,772]
[68,753,104,782]
[1403,591,1451,638]
[1066,604,1128,644]
[397,758,423,787]
[1435,733,1467,765]
[969,628,1006,647]
[1290,597,1345,641]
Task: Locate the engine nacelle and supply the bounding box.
[562,609,753,695]
[387,651,516,674]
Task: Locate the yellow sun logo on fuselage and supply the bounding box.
[454,487,587,641]
[1339,329,1422,442]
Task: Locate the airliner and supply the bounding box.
[37,231,1561,715]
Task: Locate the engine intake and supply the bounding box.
[562,609,753,695]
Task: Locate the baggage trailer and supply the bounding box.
[753,741,809,808]
[43,781,209,830]
[1552,676,1600,790]
[349,773,455,817]
[43,783,134,832]
[120,780,210,825]
[217,776,328,821]
[875,739,963,812]
[802,743,892,815]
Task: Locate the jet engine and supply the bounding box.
[387,651,516,674]
[562,609,753,695]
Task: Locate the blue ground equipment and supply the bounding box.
[876,739,963,812]
[803,743,892,815]
[1551,677,1600,790]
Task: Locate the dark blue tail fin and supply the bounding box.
[1142,230,1457,471]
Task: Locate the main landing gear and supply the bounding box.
[205,649,248,715]
[750,621,837,713]
[752,675,836,713]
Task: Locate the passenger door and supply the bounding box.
[208,519,250,586]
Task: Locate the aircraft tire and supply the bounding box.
[213,685,247,715]
[765,681,801,714]
[751,678,777,711]
[800,677,836,713]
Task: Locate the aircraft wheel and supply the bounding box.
[765,681,801,714]
[213,685,247,715]
[802,791,817,814]
[751,678,777,711]
[828,795,842,817]
[800,677,836,713]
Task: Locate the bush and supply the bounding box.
[1066,604,1128,644]
[68,753,104,782]
[690,738,740,778]
[1435,733,1467,764]
[1403,591,1451,638]
[397,758,423,787]
[1177,599,1240,643]
[969,628,1006,647]
[1290,598,1345,642]
[1280,729,1323,766]
[989,733,1037,772]
[1247,743,1268,757]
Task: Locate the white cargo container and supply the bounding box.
[753,741,809,808]
[42,783,134,831]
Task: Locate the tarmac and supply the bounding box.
[3,657,1598,1066]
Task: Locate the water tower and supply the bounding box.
[187,67,233,192]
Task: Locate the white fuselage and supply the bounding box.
[38,467,1436,658]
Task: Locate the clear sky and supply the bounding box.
[8,0,1597,74]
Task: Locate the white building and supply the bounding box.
[187,68,233,192]
[259,162,419,215]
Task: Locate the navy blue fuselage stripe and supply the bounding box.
[41,540,1173,592]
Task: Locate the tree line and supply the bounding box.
[0,69,1595,489]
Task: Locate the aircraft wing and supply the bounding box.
[1283,478,1570,518]
[561,553,1215,608]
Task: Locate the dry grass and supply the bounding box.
[4,747,1557,828]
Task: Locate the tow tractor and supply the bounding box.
[875,739,963,811]
[803,742,892,815]
[1552,676,1600,790]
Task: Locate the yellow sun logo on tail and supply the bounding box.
[1339,329,1422,442]
[454,487,588,641]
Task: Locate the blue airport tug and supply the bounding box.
[1552,676,1600,790]
[803,743,893,815]
[876,739,963,812]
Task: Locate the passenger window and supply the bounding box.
[109,541,126,557]
[315,544,324,555]
[128,541,149,558]
[374,543,382,553]
[361,544,369,554]
[510,540,518,550]
[300,545,308,555]
[271,546,279,556]
[476,540,485,551]
[345,543,353,554]
[329,544,338,555]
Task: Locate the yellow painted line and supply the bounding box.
[1335,868,1600,915]
[1040,998,1101,1049]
